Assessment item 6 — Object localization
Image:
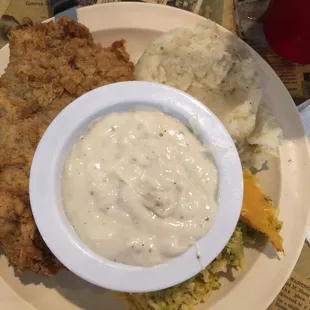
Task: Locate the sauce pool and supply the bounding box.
[62,110,218,266]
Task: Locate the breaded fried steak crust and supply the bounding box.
[0,17,134,274]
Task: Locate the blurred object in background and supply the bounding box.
[263,0,310,65]
[235,0,310,104]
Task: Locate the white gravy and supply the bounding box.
[62,110,218,266]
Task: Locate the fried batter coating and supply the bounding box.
[0,17,134,274]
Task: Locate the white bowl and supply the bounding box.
[29,81,243,293]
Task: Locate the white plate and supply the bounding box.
[0,3,310,310]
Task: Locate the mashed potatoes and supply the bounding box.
[135,20,282,170]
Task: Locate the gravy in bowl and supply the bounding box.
[62,110,218,266]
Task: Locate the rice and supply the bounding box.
[134,20,282,170]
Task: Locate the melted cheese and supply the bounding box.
[241,169,283,252]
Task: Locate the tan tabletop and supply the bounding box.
[0,0,309,309]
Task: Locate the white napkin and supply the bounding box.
[297,100,310,243]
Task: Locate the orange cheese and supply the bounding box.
[240,169,283,252]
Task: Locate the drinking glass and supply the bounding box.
[263,0,310,64]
